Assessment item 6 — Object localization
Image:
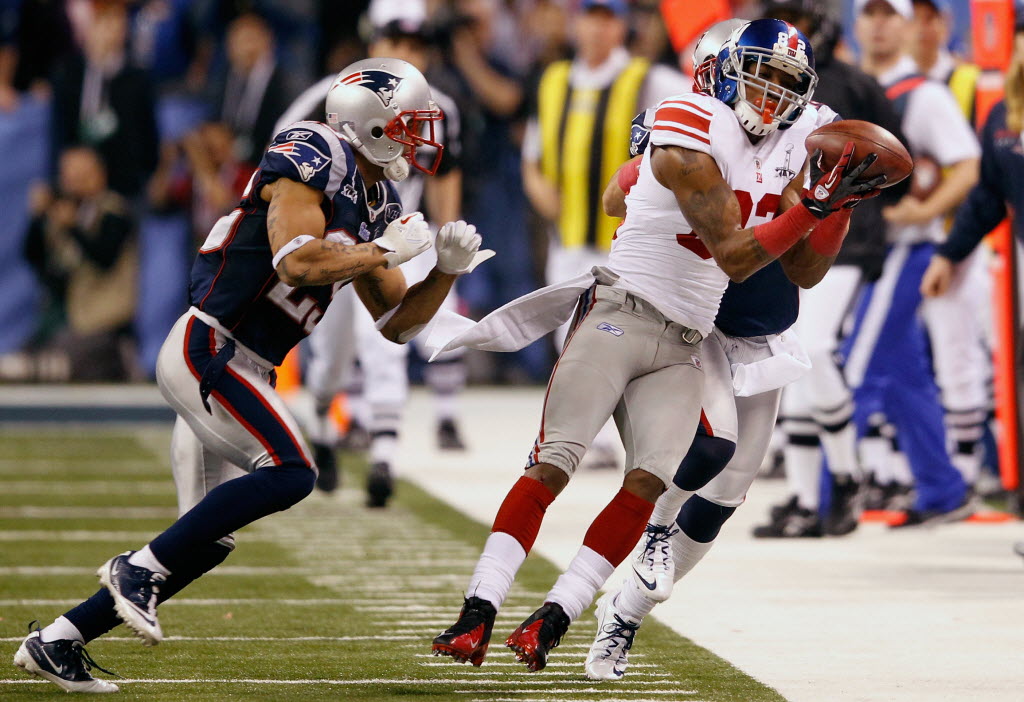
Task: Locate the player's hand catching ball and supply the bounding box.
[376,212,432,269]
[435,220,495,275]
[802,142,886,219]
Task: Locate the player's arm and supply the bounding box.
[354,221,493,344]
[883,156,979,225]
[603,156,642,218]
[777,162,847,288]
[265,178,389,287]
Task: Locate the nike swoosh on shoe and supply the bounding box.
[632,567,657,591]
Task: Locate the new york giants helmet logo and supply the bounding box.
[340,69,404,108]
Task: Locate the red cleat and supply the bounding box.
[432,597,496,666]
[505,602,570,672]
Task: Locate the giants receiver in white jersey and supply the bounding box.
[432,18,883,672]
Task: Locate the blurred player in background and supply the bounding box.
[847,0,979,526]
[13,58,491,693]
[432,18,881,673]
[274,0,470,505]
[751,0,909,538]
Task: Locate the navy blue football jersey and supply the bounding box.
[714,261,798,338]
[189,121,402,365]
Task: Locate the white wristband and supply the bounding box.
[272,235,317,270]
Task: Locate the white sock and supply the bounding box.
[859,433,891,484]
[671,530,716,581]
[370,434,398,466]
[40,616,84,643]
[784,444,821,510]
[819,422,861,480]
[614,579,653,623]
[546,545,614,622]
[891,450,914,487]
[649,485,694,528]
[433,393,459,423]
[128,545,171,576]
[466,532,526,610]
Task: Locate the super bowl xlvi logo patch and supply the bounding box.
[597,322,624,337]
[286,130,312,141]
[267,141,330,183]
[775,144,797,179]
[340,69,403,108]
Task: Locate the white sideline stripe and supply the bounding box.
[0,531,167,541]
[0,507,178,518]
[457,689,688,695]
[0,678,682,686]
[1,481,174,495]
[0,635,417,642]
[418,661,659,669]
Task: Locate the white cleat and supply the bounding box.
[97,551,165,646]
[585,592,641,680]
[13,629,120,693]
[631,522,678,602]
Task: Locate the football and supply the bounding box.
[805,119,913,188]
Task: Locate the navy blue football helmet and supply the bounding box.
[714,18,817,137]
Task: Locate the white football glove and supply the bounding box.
[375,212,432,269]
[434,220,495,275]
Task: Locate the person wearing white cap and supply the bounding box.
[845,0,981,526]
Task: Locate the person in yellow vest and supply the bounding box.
[522,0,688,348]
[520,0,688,469]
[908,0,993,491]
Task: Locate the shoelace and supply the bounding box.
[599,613,638,654]
[72,642,121,679]
[641,525,678,567]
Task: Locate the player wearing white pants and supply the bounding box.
[771,264,864,537]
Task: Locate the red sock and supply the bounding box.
[582,488,655,566]
[491,476,556,553]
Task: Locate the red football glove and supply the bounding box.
[801,142,886,219]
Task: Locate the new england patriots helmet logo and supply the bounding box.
[340,69,404,108]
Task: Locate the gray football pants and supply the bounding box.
[527,283,705,485]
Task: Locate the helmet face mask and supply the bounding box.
[714,19,817,137]
[691,19,749,95]
[325,58,444,181]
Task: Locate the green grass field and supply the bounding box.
[0,428,785,701]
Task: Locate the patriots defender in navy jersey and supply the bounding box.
[14,58,492,693]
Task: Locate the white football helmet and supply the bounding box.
[691,19,749,95]
[325,57,443,181]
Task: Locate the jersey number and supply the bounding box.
[267,281,324,334]
[675,190,782,259]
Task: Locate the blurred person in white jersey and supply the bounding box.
[431,17,883,672]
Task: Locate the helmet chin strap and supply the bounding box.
[384,157,410,182]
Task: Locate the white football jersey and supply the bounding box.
[609,92,838,336]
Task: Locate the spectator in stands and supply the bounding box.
[210,12,295,165]
[23,147,138,381]
[50,2,159,198]
[0,0,75,111]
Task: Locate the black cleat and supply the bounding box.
[432,596,497,666]
[97,551,165,645]
[13,624,120,693]
[437,418,467,451]
[769,494,800,522]
[506,601,570,672]
[366,462,393,508]
[824,475,861,536]
[752,506,823,538]
[313,442,340,493]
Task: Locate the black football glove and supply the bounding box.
[801,142,887,219]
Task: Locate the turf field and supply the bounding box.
[0,428,785,701]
